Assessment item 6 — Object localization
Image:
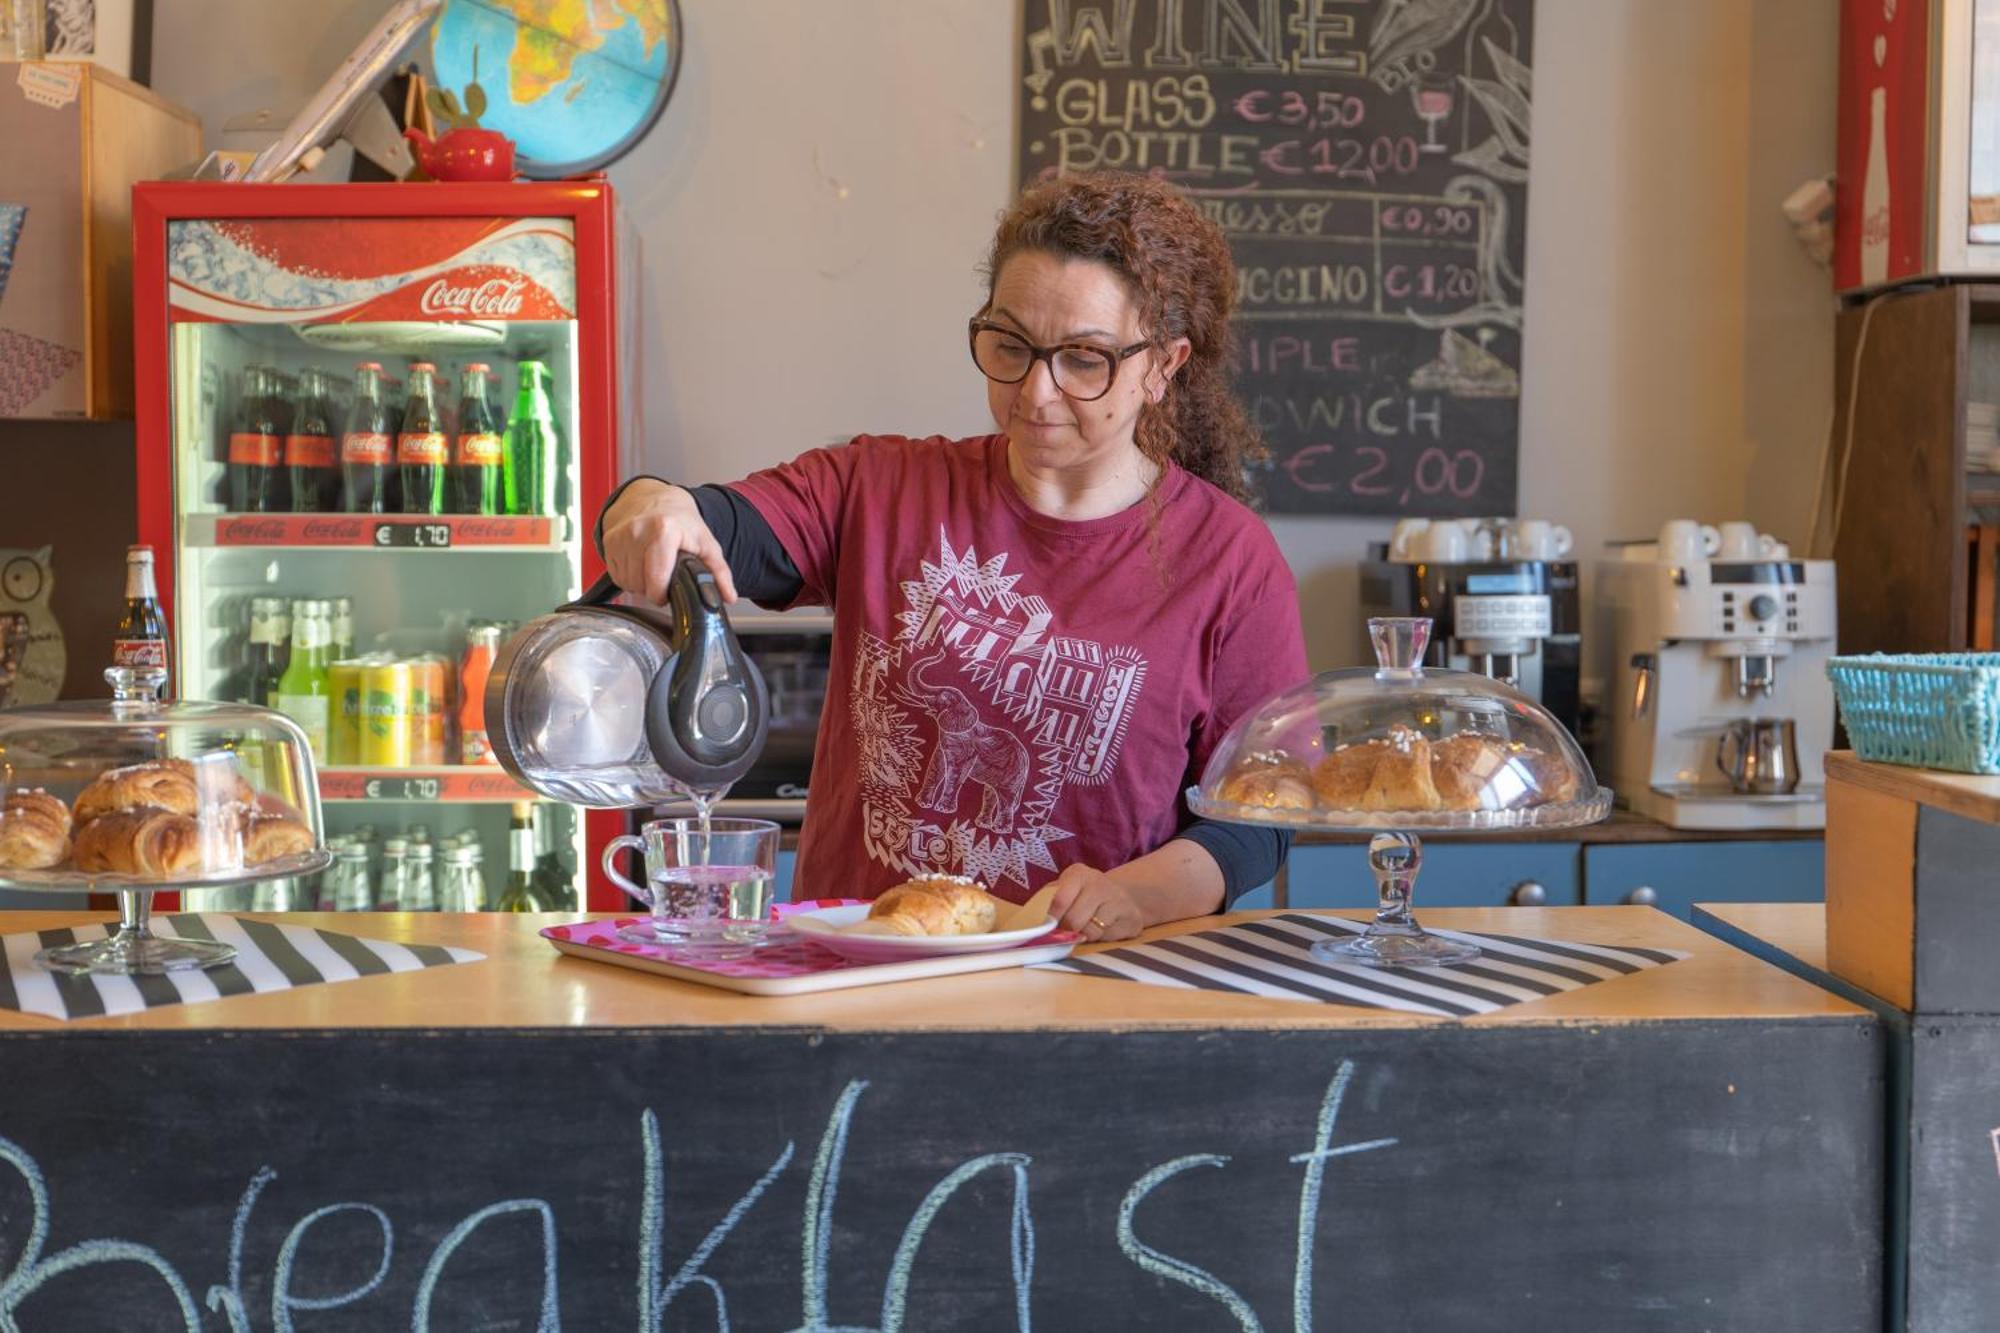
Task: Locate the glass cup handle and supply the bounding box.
[601,835,654,909]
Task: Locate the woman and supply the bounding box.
[600,172,1306,942]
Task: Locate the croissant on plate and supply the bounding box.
[0,789,72,871]
[863,875,1001,937]
[71,808,207,876]
[243,813,314,866]
[1315,727,1578,814]
[71,757,254,824]
[1215,751,1315,811]
[1312,725,1442,812]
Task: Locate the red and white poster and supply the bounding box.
[165,215,576,324]
[1836,0,1931,289]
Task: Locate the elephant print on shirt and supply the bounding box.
[851,531,1147,891]
[896,649,1031,833]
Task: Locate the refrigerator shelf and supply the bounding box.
[185,514,562,551]
[319,767,544,804]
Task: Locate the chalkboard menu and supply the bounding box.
[1016,0,1535,516]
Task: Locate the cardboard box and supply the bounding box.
[0,62,198,418]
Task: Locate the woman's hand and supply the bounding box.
[1045,840,1229,943]
[1047,863,1149,942]
[602,479,739,605]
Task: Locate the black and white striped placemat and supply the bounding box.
[1036,913,1688,1017]
[0,913,484,1022]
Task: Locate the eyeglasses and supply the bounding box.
[967,318,1149,402]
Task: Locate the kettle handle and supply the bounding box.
[567,558,722,613]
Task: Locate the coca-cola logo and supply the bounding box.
[220,518,287,542]
[457,519,519,541]
[301,519,366,541]
[419,276,528,317]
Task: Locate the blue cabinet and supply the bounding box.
[1581,841,1825,919]
[1282,841,1582,910]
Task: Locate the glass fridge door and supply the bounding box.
[165,213,587,913]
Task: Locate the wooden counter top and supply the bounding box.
[1693,902,1829,972]
[0,906,1867,1033]
[1827,749,2000,825]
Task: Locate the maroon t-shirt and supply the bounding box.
[730,433,1307,904]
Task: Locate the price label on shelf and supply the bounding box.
[363,776,444,801]
[320,770,531,802]
[373,522,454,549]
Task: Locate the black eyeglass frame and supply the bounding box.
[966,318,1151,402]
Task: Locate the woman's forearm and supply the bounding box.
[1105,839,1227,929]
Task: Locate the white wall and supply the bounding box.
[151,0,1839,680]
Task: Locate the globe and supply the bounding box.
[428,0,680,177]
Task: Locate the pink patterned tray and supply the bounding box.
[541,902,1079,997]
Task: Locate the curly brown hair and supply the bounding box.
[980,172,1266,506]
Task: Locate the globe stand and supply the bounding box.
[36,887,237,976]
[1310,831,1481,969]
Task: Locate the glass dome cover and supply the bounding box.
[1189,618,1610,831]
[0,668,329,975]
[0,679,328,891]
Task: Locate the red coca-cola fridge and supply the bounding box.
[132,180,632,913]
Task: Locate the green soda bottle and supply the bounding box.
[273,599,332,762]
[505,362,556,518]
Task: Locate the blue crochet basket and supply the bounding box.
[1826,653,2000,774]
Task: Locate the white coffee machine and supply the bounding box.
[1595,519,1837,829]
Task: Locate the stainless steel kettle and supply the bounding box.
[485,558,770,807]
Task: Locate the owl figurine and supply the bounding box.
[0,546,65,708]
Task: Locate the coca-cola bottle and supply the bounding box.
[398,362,448,515]
[340,362,393,513]
[452,363,505,515]
[113,545,171,697]
[286,367,339,512]
[228,365,285,513]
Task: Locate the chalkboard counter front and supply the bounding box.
[0,909,1883,1330]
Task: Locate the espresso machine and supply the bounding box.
[1357,516,1583,735]
[1594,520,1837,829]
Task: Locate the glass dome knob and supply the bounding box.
[104,666,168,707]
[1369,617,1431,679]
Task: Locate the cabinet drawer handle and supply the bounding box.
[1624,886,1659,907]
[1508,880,1547,906]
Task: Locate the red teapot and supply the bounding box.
[404,128,516,183]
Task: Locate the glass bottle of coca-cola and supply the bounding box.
[286,368,339,512]
[228,365,285,513]
[398,362,448,515]
[340,362,393,513]
[452,363,505,515]
[113,545,171,697]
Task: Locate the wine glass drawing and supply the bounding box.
[1413,75,1454,153]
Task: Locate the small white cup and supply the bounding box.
[1513,520,1573,561]
[1659,519,1721,565]
[1716,521,1778,560]
[1389,518,1431,561]
[1424,520,1471,562]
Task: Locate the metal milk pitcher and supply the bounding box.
[1715,717,1800,794]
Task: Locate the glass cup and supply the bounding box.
[602,816,780,955]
